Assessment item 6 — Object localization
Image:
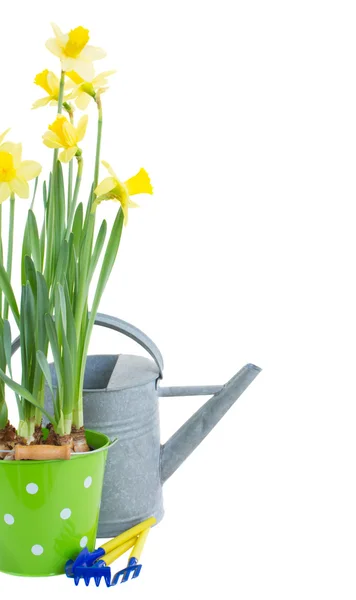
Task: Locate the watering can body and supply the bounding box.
[80,314,261,537]
[41,313,261,537]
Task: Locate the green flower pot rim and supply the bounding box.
[0,429,117,466]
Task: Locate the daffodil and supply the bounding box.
[42,114,88,163]
[32,69,74,109]
[94,161,153,225]
[45,23,106,80]
[66,70,116,110]
[0,129,10,145]
[0,143,41,204]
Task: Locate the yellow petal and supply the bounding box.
[16,160,42,181]
[92,70,116,87]
[9,177,29,199]
[61,121,77,147]
[51,22,66,43]
[0,128,10,145]
[80,45,106,61]
[0,182,11,204]
[94,177,117,196]
[47,71,60,94]
[43,131,62,148]
[32,97,51,109]
[76,114,88,141]
[124,168,153,196]
[102,160,118,179]
[34,69,52,94]
[0,142,22,169]
[45,38,63,58]
[75,92,91,110]
[62,57,95,80]
[59,147,78,163]
[128,198,140,208]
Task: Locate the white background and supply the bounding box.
[1,0,355,598]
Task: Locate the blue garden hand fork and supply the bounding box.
[111,528,150,585]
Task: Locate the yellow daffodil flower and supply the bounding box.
[42,114,88,163]
[94,161,153,225]
[45,23,106,80]
[66,70,116,110]
[32,69,74,109]
[0,142,41,204]
[0,129,10,145]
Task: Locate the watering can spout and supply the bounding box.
[159,363,261,484]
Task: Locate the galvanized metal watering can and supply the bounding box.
[78,314,262,537]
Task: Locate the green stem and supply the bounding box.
[66,156,83,237]
[93,95,103,200]
[67,160,73,223]
[57,71,65,115]
[0,205,3,317]
[67,109,74,224]
[44,70,66,284]
[3,195,15,320]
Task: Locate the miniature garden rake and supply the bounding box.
[65,516,155,587]
[111,527,150,585]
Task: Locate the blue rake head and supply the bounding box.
[70,560,112,587]
[111,557,143,585]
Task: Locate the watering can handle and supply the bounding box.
[93,313,164,378]
[10,313,164,378]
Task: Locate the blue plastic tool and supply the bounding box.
[111,528,150,585]
[65,516,155,587]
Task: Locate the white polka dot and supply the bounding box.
[84,476,92,488]
[80,536,88,548]
[60,508,71,520]
[31,545,44,556]
[4,514,14,525]
[26,483,38,495]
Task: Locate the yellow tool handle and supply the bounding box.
[104,536,137,566]
[130,527,150,561]
[101,516,156,554]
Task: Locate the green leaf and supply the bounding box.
[27,210,41,271]
[88,219,107,283]
[40,217,46,270]
[0,401,8,430]
[60,317,74,418]
[42,180,48,210]
[0,265,20,327]
[50,239,69,306]
[23,283,36,391]
[21,220,31,286]
[24,255,37,296]
[72,202,83,256]
[0,367,55,426]
[91,209,124,317]
[30,176,39,210]
[36,272,50,353]
[3,320,22,418]
[64,282,77,368]
[45,314,63,411]
[3,320,13,375]
[79,209,124,387]
[54,161,65,261]
[36,350,55,402]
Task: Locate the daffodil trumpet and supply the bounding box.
[94,162,154,225]
[0,23,154,453]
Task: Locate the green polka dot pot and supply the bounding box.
[0,429,111,577]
